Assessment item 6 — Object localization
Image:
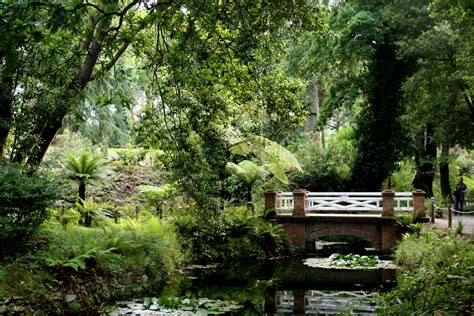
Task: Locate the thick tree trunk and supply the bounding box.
[27,109,68,166]
[439,135,452,201]
[16,12,134,166]
[412,124,436,197]
[78,182,93,227]
[304,83,325,147]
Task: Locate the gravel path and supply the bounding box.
[432,213,474,235]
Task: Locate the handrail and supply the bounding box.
[275,191,414,213]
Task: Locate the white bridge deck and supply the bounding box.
[276,192,413,214]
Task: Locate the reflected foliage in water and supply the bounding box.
[108,257,394,315]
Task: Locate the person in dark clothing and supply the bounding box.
[454,177,468,215]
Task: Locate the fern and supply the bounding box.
[64,151,105,183]
[226,160,268,186]
[226,130,302,184]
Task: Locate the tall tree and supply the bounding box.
[400,0,474,198]
[2,0,316,168]
[136,1,314,212]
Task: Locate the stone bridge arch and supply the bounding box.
[275,215,404,252]
[307,225,381,250]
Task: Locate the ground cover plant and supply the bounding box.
[172,206,292,264]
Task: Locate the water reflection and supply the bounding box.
[269,290,377,315]
[109,256,395,315]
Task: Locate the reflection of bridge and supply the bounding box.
[265,189,427,251]
[270,290,377,315]
[264,258,396,315]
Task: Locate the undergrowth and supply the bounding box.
[0,216,182,313]
[172,206,292,263]
[378,226,473,314]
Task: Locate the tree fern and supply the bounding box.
[226,130,302,184]
[226,160,268,203]
[64,151,105,226]
[65,151,105,183]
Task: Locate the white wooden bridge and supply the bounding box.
[275,191,415,215]
[264,189,427,251]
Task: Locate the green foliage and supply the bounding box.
[40,216,181,277]
[379,226,473,314]
[226,161,268,188]
[1,215,182,313]
[228,134,303,185]
[136,184,175,217]
[289,128,354,191]
[455,220,465,235]
[382,160,416,192]
[75,198,110,226]
[172,206,291,263]
[111,148,146,165]
[0,160,59,253]
[70,59,143,147]
[226,160,268,203]
[64,151,105,185]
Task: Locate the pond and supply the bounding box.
[107,251,396,315]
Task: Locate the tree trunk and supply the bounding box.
[79,182,86,202]
[246,186,252,203]
[0,64,15,157]
[412,124,436,197]
[439,134,452,201]
[79,182,92,227]
[16,12,133,166]
[304,83,319,132]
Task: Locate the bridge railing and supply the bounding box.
[265,189,426,217]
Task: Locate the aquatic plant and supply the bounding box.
[329,253,381,268]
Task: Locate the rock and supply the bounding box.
[141,274,148,283]
[65,294,77,303]
[0,305,7,313]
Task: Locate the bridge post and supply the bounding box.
[293,189,306,216]
[382,189,395,217]
[293,289,306,315]
[412,189,426,217]
[265,190,279,209]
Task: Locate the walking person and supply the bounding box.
[454,177,468,216]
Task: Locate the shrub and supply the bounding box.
[111,148,146,165]
[0,160,59,254]
[288,129,353,192]
[379,226,473,314]
[1,216,182,313]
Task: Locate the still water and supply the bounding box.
[108,254,396,315]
